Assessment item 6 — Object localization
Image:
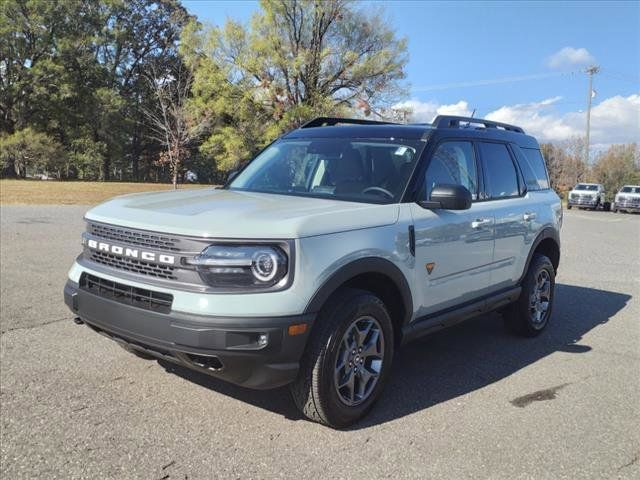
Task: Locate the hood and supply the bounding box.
[85,188,399,239]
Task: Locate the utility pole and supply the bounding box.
[584,65,600,164]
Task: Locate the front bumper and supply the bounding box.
[64,280,314,389]
[568,197,598,207]
[615,201,640,211]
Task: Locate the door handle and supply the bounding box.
[471,218,492,229]
[523,212,537,221]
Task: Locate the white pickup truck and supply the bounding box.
[613,185,640,213]
[567,183,610,211]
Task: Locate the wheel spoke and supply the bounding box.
[338,368,356,402]
[540,280,551,299]
[355,369,370,399]
[359,366,374,384]
[361,330,381,358]
[335,350,348,372]
[356,320,373,347]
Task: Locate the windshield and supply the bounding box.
[575,184,598,191]
[229,138,424,203]
[620,186,640,193]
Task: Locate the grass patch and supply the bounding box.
[0,179,212,205]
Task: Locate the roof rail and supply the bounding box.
[432,115,525,134]
[300,117,397,129]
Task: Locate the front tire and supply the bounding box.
[290,289,394,428]
[504,254,555,337]
[567,204,572,210]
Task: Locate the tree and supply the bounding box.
[1,0,191,182]
[186,0,408,172]
[0,128,65,177]
[592,144,640,194]
[541,137,589,193]
[142,61,208,188]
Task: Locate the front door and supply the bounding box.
[411,140,495,318]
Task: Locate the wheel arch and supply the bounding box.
[519,227,560,284]
[303,257,413,345]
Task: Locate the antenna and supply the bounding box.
[464,109,476,128]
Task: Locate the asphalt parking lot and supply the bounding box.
[1,205,639,479]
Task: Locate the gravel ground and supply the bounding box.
[1,205,639,479]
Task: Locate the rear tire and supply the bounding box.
[504,254,555,337]
[567,205,572,210]
[290,289,394,428]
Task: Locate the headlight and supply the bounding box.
[185,244,289,290]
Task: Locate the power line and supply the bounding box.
[410,71,572,92]
[599,70,640,85]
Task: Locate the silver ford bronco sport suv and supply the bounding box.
[64,116,562,428]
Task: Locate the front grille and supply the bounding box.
[89,250,177,280]
[80,273,173,313]
[89,223,181,251]
[618,198,640,207]
[571,194,596,204]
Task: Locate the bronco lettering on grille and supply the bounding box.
[84,238,175,265]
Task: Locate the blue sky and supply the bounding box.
[182,0,639,146]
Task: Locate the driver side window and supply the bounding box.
[423,141,478,200]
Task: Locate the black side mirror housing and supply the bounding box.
[418,184,472,210]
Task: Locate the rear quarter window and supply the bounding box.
[517,147,550,190]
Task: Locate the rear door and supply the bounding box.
[477,141,530,289]
[410,140,495,317]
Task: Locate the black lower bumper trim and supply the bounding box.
[64,280,314,389]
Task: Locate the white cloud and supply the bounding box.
[546,47,596,70]
[485,96,580,142]
[575,94,640,145]
[393,94,640,147]
[392,99,472,123]
[486,94,639,145]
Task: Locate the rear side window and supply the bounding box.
[478,142,520,199]
[518,147,550,190]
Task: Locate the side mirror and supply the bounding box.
[418,184,472,210]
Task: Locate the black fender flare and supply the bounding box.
[518,227,561,284]
[303,257,413,326]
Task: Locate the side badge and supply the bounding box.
[426,262,435,275]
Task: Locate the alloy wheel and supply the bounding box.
[529,269,551,327]
[333,316,385,406]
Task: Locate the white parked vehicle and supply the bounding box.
[613,185,640,213]
[567,183,609,211]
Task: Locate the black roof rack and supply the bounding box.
[432,115,525,134]
[300,117,398,129]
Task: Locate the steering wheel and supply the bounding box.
[362,186,394,199]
